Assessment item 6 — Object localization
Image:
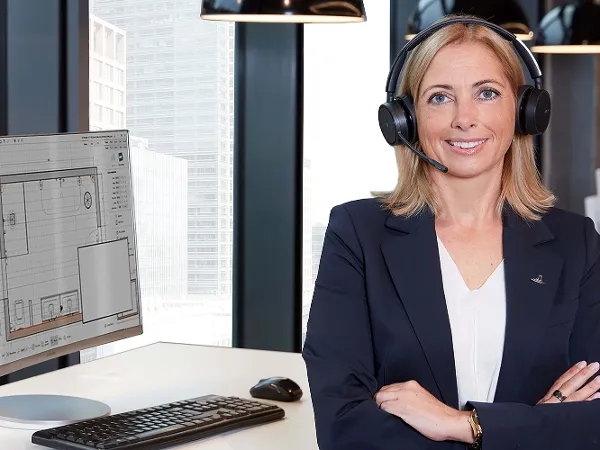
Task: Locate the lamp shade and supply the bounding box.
[200,0,367,23]
[406,0,533,41]
[531,1,600,54]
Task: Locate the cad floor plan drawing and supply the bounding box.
[0,131,141,372]
[0,168,101,340]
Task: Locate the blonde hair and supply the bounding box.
[378,15,555,221]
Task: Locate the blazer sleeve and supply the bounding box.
[302,205,459,450]
[468,216,600,450]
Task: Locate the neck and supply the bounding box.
[429,165,503,229]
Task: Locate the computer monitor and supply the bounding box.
[0,130,142,428]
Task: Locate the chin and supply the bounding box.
[443,158,503,178]
[447,167,487,178]
[432,145,501,177]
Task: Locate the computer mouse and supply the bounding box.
[249,376,303,402]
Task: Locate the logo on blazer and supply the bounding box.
[530,274,545,285]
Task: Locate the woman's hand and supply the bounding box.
[374,381,474,443]
[537,361,600,404]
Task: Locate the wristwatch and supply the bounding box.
[467,407,482,450]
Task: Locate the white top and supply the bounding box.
[437,237,507,410]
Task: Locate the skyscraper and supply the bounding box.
[89,15,126,131]
[86,14,189,360]
[92,0,235,297]
[89,12,188,314]
[129,136,188,312]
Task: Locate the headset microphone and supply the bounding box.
[395,132,448,173]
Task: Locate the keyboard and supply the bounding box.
[31,394,285,449]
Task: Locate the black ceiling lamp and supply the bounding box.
[531,0,600,54]
[406,0,533,41]
[200,0,367,23]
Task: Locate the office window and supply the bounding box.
[92,103,103,121]
[92,81,103,101]
[93,58,103,77]
[104,63,114,82]
[302,0,396,342]
[105,107,114,125]
[115,111,124,127]
[116,89,125,106]
[116,68,125,86]
[84,2,235,362]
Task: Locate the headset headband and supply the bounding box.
[385,17,543,103]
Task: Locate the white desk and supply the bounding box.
[0,342,318,449]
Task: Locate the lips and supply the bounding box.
[446,139,487,149]
[444,138,488,156]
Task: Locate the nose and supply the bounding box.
[451,98,477,131]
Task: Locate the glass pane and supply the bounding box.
[303,0,395,342]
[84,0,234,361]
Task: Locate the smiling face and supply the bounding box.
[415,41,516,179]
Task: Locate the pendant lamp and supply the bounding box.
[200,0,367,23]
[405,0,533,41]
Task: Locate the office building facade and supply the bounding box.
[89,13,189,313]
[129,136,188,311]
[92,0,235,297]
[85,15,190,361]
[89,15,126,131]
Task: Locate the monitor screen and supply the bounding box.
[0,130,142,376]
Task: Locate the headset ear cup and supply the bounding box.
[401,95,418,144]
[378,100,405,146]
[378,94,418,146]
[515,85,532,135]
[515,85,552,135]
[524,88,551,135]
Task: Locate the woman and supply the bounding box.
[302,15,600,450]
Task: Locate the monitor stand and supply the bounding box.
[0,395,110,429]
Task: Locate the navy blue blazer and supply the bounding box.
[302,198,600,450]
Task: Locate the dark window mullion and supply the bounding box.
[233,23,303,353]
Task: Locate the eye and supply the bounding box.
[428,93,450,104]
[479,88,500,101]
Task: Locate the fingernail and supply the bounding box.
[578,361,588,368]
[595,376,600,384]
[591,362,600,371]
[593,393,600,399]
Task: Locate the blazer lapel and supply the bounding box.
[381,208,459,409]
[493,208,563,402]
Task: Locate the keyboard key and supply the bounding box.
[135,424,186,440]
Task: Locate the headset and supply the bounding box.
[378,17,551,173]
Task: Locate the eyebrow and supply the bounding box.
[421,79,505,98]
